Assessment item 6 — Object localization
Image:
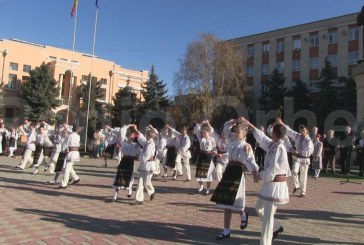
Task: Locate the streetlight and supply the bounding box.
[0,49,8,118]
[108,70,113,103]
[1,49,7,88]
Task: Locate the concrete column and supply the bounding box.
[59,74,64,100]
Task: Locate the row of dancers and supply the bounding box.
[13,117,315,245]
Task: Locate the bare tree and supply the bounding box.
[174,33,247,122]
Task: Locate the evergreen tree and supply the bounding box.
[286,80,312,112]
[258,69,287,112]
[20,62,61,122]
[111,86,139,127]
[141,65,169,112]
[313,58,340,129]
[76,75,104,138]
[337,76,357,115]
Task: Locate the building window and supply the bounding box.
[100,78,107,85]
[22,76,30,82]
[247,45,254,57]
[310,57,319,69]
[48,56,57,60]
[292,59,300,71]
[310,35,319,47]
[328,32,337,44]
[8,74,17,89]
[348,51,359,65]
[327,54,337,67]
[9,62,18,71]
[349,27,359,41]
[23,64,31,73]
[261,64,269,75]
[293,38,301,50]
[276,62,284,73]
[60,58,67,61]
[277,41,284,53]
[246,66,254,77]
[262,43,270,53]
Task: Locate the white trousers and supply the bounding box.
[19,149,34,169]
[135,172,154,202]
[255,198,281,245]
[215,162,226,182]
[8,147,17,156]
[34,151,45,168]
[49,152,60,174]
[292,162,309,195]
[61,161,79,187]
[175,154,191,180]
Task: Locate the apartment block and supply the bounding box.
[0,38,148,124]
[229,13,361,108]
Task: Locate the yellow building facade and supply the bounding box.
[0,38,148,125]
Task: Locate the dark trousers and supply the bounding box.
[255,148,265,168]
[357,149,364,175]
[323,152,336,173]
[340,149,351,174]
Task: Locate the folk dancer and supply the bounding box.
[132,125,157,205]
[210,126,229,183]
[154,128,168,177]
[211,119,259,240]
[17,125,36,170]
[168,125,192,181]
[0,123,9,155]
[48,124,71,176]
[242,118,291,244]
[112,125,141,202]
[312,134,323,178]
[46,125,71,185]
[58,125,81,189]
[8,128,19,157]
[32,127,53,175]
[322,130,337,174]
[161,126,179,178]
[194,120,217,195]
[278,120,313,197]
[102,125,120,167]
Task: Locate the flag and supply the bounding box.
[95,0,99,8]
[71,0,78,18]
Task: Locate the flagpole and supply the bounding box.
[84,3,99,153]
[66,1,78,125]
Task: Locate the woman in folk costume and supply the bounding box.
[32,126,53,175]
[312,134,323,178]
[46,124,71,185]
[132,125,157,205]
[160,126,179,178]
[154,127,168,177]
[242,117,291,244]
[8,128,19,157]
[112,125,142,202]
[17,125,36,170]
[194,120,217,195]
[102,125,120,167]
[211,119,259,240]
[0,123,9,155]
[167,125,192,181]
[209,123,230,183]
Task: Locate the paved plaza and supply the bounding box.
[0,156,363,245]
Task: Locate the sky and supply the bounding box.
[0,0,363,98]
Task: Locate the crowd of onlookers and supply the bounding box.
[247,125,364,177]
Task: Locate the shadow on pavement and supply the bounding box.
[14,208,363,245]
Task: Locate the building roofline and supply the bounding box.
[227,12,359,43]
